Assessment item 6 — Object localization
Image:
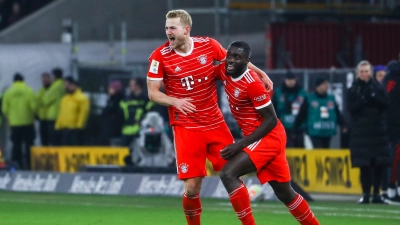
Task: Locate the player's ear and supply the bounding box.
[185,26,191,35]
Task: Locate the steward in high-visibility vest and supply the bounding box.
[120,78,155,147]
[294,77,345,149]
[272,72,307,148]
[2,73,37,169]
[36,73,52,146]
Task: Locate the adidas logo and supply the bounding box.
[175,66,181,72]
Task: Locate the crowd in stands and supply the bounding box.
[0,68,168,170]
[0,56,399,203]
[271,56,400,204]
[0,0,53,30]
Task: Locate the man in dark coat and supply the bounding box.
[99,80,124,145]
[382,57,400,203]
[347,60,391,204]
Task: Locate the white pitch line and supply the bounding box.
[216,203,400,219]
[2,198,399,220]
[219,202,400,214]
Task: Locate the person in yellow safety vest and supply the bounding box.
[120,77,155,147]
[36,72,52,146]
[2,73,37,170]
[55,77,90,146]
[42,68,65,145]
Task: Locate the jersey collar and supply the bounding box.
[173,38,194,57]
[230,68,250,82]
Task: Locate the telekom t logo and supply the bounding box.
[181,75,195,90]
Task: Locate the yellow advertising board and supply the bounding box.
[286,149,361,194]
[206,149,361,194]
[31,147,130,173]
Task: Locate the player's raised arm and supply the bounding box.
[147,79,196,115]
[248,62,273,92]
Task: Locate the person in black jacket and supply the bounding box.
[99,80,124,145]
[382,58,400,203]
[347,60,391,204]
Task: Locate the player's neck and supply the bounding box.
[175,36,192,54]
[231,67,248,79]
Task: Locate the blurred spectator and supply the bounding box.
[55,77,90,146]
[374,65,387,84]
[99,80,124,145]
[347,60,391,204]
[2,73,37,169]
[294,77,346,148]
[0,0,54,31]
[7,2,22,25]
[119,77,155,148]
[36,72,52,146]
[0,92,3,127]
[272,72,307,148]
[382,57,400,203]
[0,0,9,30]
[43,68,65,145]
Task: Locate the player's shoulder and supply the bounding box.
[244,69,263,84]
[149,41,172,59]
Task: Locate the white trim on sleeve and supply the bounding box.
[147,77,163,81]
[255,100,271,109]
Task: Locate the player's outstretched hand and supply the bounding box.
[260,72,273,92]
[173,98,196,115]
[220,143,242,160]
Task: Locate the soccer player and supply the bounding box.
[147,10,273,225]
[215,41,320,225]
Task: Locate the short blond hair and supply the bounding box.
[166,9,192,27]
[356,60,372,72]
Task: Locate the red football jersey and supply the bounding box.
[147,37,226,129]
[215,63,271,136]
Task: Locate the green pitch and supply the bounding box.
[0,191,399,225]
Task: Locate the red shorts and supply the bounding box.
[173,123,234,180]
[243,121,291,184]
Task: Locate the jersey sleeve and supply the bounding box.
[247,81,271,109]
[209,38,226,61]
[214,62,225,81]
[147,49,164,81]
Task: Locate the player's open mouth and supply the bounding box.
[226,64,235,72]
[169,37,175,44]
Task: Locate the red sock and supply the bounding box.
[182,192,202,225]
[229,184,256,225]
[286,194,319,225]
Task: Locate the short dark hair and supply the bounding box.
[133,77,145,89]
[64,76,79,86]
[52,68,63,79]
[14,73,24,81]
[228,40,251,59]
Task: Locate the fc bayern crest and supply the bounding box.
[198,54,207,65]
[234,88,240,97]
[179,163,189,173]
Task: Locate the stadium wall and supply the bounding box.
[0,0,268,43]
[0,171,278,200]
